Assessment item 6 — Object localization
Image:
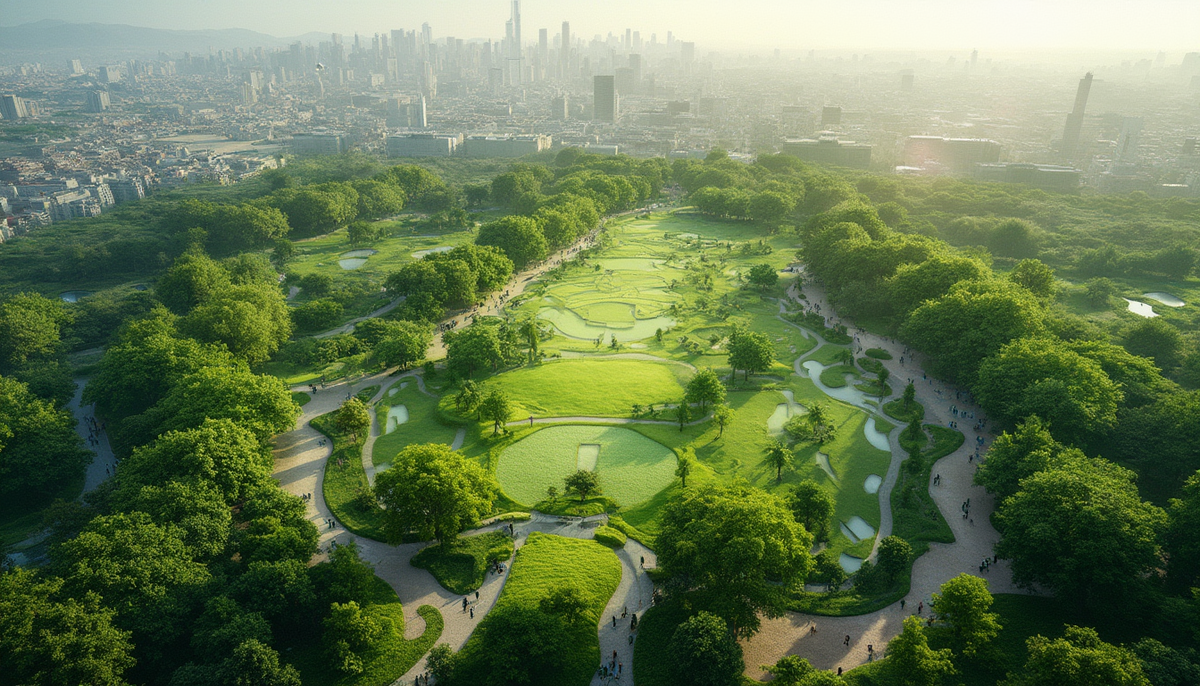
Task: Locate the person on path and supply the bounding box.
[613,615,617,628]
[463,597,469,612]
[470,606,474,618]
[918,601,923,614]
[844,635,850,646]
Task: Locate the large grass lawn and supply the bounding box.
[496,425,678,507]
[459,532,622,686]
[470,358,690,419]
[289,575,443,686]
[410,531,514,594]
[373,379,460,468]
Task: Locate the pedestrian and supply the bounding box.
[469,606,474,618]
[900,599,905,610]
[844,634,850,646]
[476,590,480,601]
[618,662,622,675]
[838,667,843,676]
[918,601,923,614]
[463,597,468,612]
[613,615,617,628]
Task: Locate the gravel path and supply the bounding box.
[68,377,118,494]
[739,278,1036,680]
[593,538,657,685]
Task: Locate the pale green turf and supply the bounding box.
[497,425,677,508]
[373,380,460,468]
[471,358,690,419]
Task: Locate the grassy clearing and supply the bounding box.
[469,359,690,419]
[820,364,858,388]
[808,343,854,366]
[883,399,924,423]
[373,380,460,468]
[497,425,677,508]
[410,531,514,594]
[461,532,622,686]
[355,385,380,403]
[292,391,312,407]
[311,412,388,541]
[290,575,443,686]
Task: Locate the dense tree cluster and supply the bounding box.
[386,243,513,321]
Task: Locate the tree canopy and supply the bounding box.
[373,443,496,544]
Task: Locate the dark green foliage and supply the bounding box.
[668,611,745,686]
[0,374,90,501]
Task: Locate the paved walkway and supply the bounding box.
[593,538,657,686]
[739,277,1034,680]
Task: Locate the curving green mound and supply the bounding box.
[498,425,677,508]
[593,525,627,548]
[479,358,688,418]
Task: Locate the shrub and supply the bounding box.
[864,348,893,360]
[593,525,627,548]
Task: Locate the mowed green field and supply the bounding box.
[373,379,459,468]
[496,425,678,507]
[473,358,690,418]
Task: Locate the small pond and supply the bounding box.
[815,452,837,482]
[864,474,882,494]
[385,405,409,433]
[864,418,890,451]
[1144,292,1185,307]
[841,516,876,543]
[1124,299,1158,318]
[839,553,863,573]
[342,249,378,258]
[412,246,454,259]
[801,360,874,410]
[61,291,91,303]
[339,258,369,270]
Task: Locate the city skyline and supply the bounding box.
[2,0,1199,51]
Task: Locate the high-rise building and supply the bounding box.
[560,21,571,77]
[593,75,617,123]
[820,106,842,128]
[1115,116,1143,164]
[69,59,83,75]
[680,42,695,64]
[86,90,111,112]
[98,66,120,83]
[1060,72,1093,159]
[507,0,523,84]
[551,94,569,120]
[0,95,28,120]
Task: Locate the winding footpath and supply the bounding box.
[737,277,1035,680]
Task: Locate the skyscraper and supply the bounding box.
[560,21,570,78]
[0,95,28,120]
[593,75,617,123]
[680,42,695,64]
[507,0,523,84]
[1060,72,1093,159]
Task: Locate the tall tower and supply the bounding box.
[593,75,617,123]
[561,21,570,79]
[508,0,523,84]
[1061,72,1093,159]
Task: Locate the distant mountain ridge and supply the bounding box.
[0,21,330,61]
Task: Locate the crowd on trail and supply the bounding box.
[83,415,106,449]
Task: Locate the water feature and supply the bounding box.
[342,249,378,258]
[864,418,890,451]
[1144,292,1185,307]
[863,474,882,494]
[386,381,409,397]
[845,516,876,541]
[385,405,409,433]
[537,307,675,343]
[412,246,454,259]
[60,291,91,303]
[577,444,600,471]
[339,258,369,270]
[839,553,863,573]
[815,452,837,481]
[801,360,873,410]
[1124,299,1158,318]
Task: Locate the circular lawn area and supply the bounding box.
[497,425,677,507]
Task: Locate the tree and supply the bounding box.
[1129,638,1200,686]
[454,380,483,418]
[1001,626,1150,686]
[451,605,572,686]
[994,454,1166,610]
[789,480,834,541]
[373,443,496,545]
[190,595,271,663]
[1164,470,1200,591]
[139,366,300,443]
[765,440,794,482]
[713,404,734,438]
[476,216,548,269]
[675,400,692,432]
[350,178,406,219]
[0,292,71,371]
[564,469,600,502]
[902,382,916,410]
[1008,259,1056,298]
[324,601,382,654]
[676,446,697,488]
[668,611,745,686]
[346,220,381,247]
[113,478,232,559]
[877,365,890,394]
[51,512,211,622]
[444,325,505,377]
[975,337,1121,445]
[881,616,956,686]
[1085,277,1118,307]
[747,263,779,289]
[426,643,458,682]
[876,536,912,584]
[989,219,1039,259]
[335,398,371,443]
[180,283,292,365]
[1123,318,1184,368]
[479,389,512,436]
[900,279,1045,386]
[0,375,90,501]
[538,584,592,625]
[271,238,296,270]
[0,567,136,686]
[220,639,302,686]
[374,324,432,370]
[520,318,542,362]
[764,656,817,685]
[973,417,1060,502]
[812,549,847,590]
[156,250,232,315]
[114,419,272,506]
[685,368,727,413]
[931,573,1002,656]
[727,326,775,381]
[657,485,813,638]
[290,298,343,333]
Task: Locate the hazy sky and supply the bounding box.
[2,0,1197,51]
